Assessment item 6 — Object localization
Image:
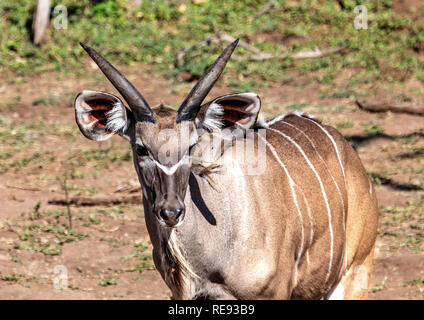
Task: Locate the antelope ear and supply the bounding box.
[195,92,261,131]
[74,90,131,141]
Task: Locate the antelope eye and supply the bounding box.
[135,144,148,157]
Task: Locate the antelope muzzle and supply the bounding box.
[155,195,185,228]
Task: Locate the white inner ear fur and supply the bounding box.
[199,92,261,131]
[105,102,129,134]
[75,90,129,137]
[201,101,224,131]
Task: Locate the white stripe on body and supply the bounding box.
[281,119,347,269]
[258,135,305,284]
[265,114,287,127]
[292,114,349,270]
[266,126,334,285]
[326,283,345,300]
[299,188,314,252]
[300,189,313,266]
[299,116,346,179]
[281,120,346,231]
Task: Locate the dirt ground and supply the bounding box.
[0,61,423,299]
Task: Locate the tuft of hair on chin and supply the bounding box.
[105,102,129,133]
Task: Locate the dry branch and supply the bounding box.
[291,46,347,59]
[6,184,41,192]
[235,45,347,61]
[220,34,276,60]
[48,194,142,207]
[114,180,141,193]
[253,0,275,18]
[176,33,347,66]
[176,36,217,67]
[356,100,424,116]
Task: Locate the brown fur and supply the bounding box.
[141,111,378,299]
[75,92,378,299]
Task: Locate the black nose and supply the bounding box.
[159,207,183,226]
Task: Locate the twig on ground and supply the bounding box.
[48,194,142,207]
[175,33,347,66]
[61,176,72,230]
[291,46,347,59]
[252,0,275,18]
[114,180,141,193]
[175,35,218,67]
[356,100,424,116]
[6,184,41,192]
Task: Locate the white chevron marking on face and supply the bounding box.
[154,156,188,175]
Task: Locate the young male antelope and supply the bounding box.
[74,40,378,299]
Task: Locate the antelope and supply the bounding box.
[74,40,378,299]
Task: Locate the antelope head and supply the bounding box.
[74,40,261,228]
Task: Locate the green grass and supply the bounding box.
[1,274,21,282]
[66,146,132,169]
[0,115,79,152]
[131,252,154,273]
[68,184,98,196]
[130,240,154,273]
[285,102,309,111]
[336,120,354,130]
[371,279,387,293]
[403,277,424,287]
[15,215,88,255]
[1,0,423,91]
[89,213,101,225]
[378,200,424,252]
[99,277,117,286]
[364,124,384,136]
